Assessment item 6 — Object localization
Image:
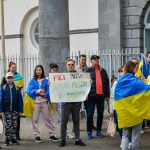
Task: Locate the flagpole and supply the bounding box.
[0,0,6,75]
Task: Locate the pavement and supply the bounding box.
[0,112,150,150]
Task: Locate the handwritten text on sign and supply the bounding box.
[49,73,91,103]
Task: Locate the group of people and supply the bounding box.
[0,54,110,148]
[110,52,150,150]
[0,53,149,150]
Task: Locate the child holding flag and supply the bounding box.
[25,65,59,143]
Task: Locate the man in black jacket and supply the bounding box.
[85,55,110,139]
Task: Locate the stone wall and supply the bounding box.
[98,0,150,52]
[122,0,149,52]
[98,0,122,50]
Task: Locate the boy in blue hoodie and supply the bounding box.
[0,72,23,146]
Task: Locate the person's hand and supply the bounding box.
[107,105,110,113]
[106,97,110,102]
[85,96,89,101]
[90,78,93,84]
[110,112,114,117]
[39,93,46,97]
[0,112,3,116]
[106,98,110,113]
[19,113,22,116]
[141,75,147,82]
[40,89,46,93]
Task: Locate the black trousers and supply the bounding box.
[61,103,81,140]
[85,95,104,133]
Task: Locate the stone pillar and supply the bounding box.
[98,0,122,50]
[39,0,70,75]
[121,0,148,52]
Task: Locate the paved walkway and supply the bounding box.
[0,113,150,150]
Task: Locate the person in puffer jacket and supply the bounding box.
[0,72,23,146]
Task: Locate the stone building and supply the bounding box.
[1,0,150,56]
[99,0,150,53]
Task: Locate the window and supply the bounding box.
[34,23,39,45]
[30,19,39,49]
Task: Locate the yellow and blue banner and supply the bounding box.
[24,94,35,118]
[136,55,150,84]
[14,73,24,89]
[114,73,150,128]
[24,78,54,118]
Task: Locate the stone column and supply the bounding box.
[122,0,148,52]
[98,0,122,50]
[39,0,70,75]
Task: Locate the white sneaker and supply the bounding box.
[66,133,74,139]
[128,143,131,149]
[141,130,144,134]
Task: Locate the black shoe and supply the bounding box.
[49,135,59,142]
[35,137,42,143]
[11,139,19,145]
[59,140,66,147]
[75,140,86,146]
[4,139,10,146]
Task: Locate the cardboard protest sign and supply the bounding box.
[49,73,91,102]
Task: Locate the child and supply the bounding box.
[26,65,59,143]
[0,72,23,146]
[1,61,24,140]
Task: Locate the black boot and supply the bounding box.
[59,140,66,147]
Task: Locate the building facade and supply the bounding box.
[0,0,150,56]
[99,0,150,53]
[0,0,98,56]
[1,0,150,91]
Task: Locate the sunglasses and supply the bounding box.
[68,64,74,66]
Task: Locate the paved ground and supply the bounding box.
[0,112,150,150]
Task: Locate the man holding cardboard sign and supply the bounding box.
[49,59,90,147]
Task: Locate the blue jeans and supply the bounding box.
[122,123,142,150]
[85,94,104,133]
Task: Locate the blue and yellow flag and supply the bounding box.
[136,55,150,84]
[14,73,24,89]
[24,78,54,118]
[114,73,150,128]
[23,94,35,118]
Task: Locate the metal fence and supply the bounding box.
[0,49,142,93]
[0,54,39,94]
[71,49,142,83]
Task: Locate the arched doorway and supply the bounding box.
[144,5,150,53]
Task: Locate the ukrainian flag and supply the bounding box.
[136,55,150,84]
[14,73,24,89]
[114,73,150,128]
[24,95,55,118]
[24,94,35,118]
[24,78,54,118]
